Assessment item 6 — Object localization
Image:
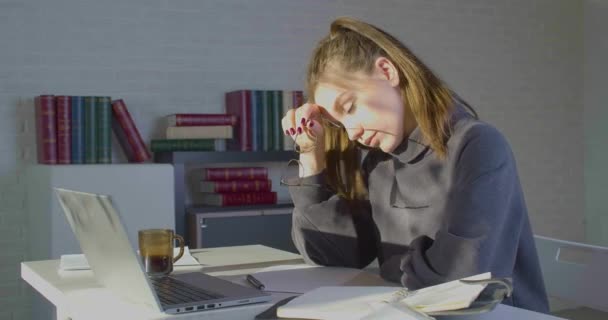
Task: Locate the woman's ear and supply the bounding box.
[374,57,400,87]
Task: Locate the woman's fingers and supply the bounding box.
[281,108,297,137]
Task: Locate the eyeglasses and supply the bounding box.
[279,114,342,188]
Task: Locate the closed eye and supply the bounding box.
[342,98,357,114]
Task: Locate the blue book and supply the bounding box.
[70,96,85,164]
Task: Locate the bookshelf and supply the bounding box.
[153,150,298,251]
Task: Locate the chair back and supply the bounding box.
[535,235,608,312]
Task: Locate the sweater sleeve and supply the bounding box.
[397,125,524,289]
[288,152,379,268]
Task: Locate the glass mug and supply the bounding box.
[138,229,185,277]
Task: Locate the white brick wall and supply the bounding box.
[0,0,586,318]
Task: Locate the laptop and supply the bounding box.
[55,187,271,315]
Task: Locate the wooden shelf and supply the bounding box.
[153,150,297,164]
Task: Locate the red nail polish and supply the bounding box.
[297,127,302,134]
[285,130,290,135]
[290,128,296,135]
[301,118,306,124]
[309,121,314,128]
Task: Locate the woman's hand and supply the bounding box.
[281,103,326,176]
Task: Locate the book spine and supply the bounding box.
[282,90,294,150]
[254,90,265,152]
[265,91,274,151]
[250,90,259,151]
[201,192,278,206]
[225,90,252,151]
[70,96,85,164]
[204,167,268,181]
[168,114,238,126]
[83,96,97,163]
[165,126,233,139]
[273,90,283,151]
[95,96,112,164]
[219,192,277,206]
[55,96,71,164]
[150,139,215,152]
[293,90,304,109]
[201,180,272,193]
[35,95,57,164]
[111,99,151,163]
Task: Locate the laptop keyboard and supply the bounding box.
[150,277,224,306]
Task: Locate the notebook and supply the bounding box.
[276,272,492,320]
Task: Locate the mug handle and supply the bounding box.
[173,234,185,263]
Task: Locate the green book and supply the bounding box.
[265,91,274,151]
[95,96,112,163]
[83,96,97,163]
[151,139,216,152]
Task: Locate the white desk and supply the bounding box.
[21,245,565,320]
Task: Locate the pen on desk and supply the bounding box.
[246,274,265,290]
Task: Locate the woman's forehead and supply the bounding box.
[314,83,351,111]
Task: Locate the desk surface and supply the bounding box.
[21,245,564,320]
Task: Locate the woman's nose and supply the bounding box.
[346,127,364,141]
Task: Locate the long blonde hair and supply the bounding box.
[306,17,454,201]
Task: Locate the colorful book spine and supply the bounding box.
[200,180,272,193]
[273,90,283,151]
[166,126,233,139]
[202,167,268,181]
[225,90,252,151]
[250,90,259,151]
[260,90,272,151]
[282,91,294,150]
[254,90,265,152]
[96,96,112,164]
[293,90,304,109]
[150,139,215,152]
[264,91,274,151]
[55,96,71,164]
[70,96,85,164]
[200,192,277,206]
[167,114,237,126]
[83,96,97,163]
[111,99,151,163]
[35,95,57,164]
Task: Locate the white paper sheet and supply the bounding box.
[59,246,200,271]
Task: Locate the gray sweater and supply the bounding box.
[288,104,550,313]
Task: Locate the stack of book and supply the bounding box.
[225,90,304,152]
[197,167,277,207]
[34,95,149,164]
[150,114,237,152]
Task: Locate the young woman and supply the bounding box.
[281,17,549,313]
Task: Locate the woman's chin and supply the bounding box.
[379,138,398,153]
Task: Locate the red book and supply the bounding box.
[35,95,57,164]
[55,96,71,164]
[111,99,151,163]
[202,167,268,181]
[200,192,277,206]
[200,179,272,193]
[166,114,237,127]
[225,90,252,151]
